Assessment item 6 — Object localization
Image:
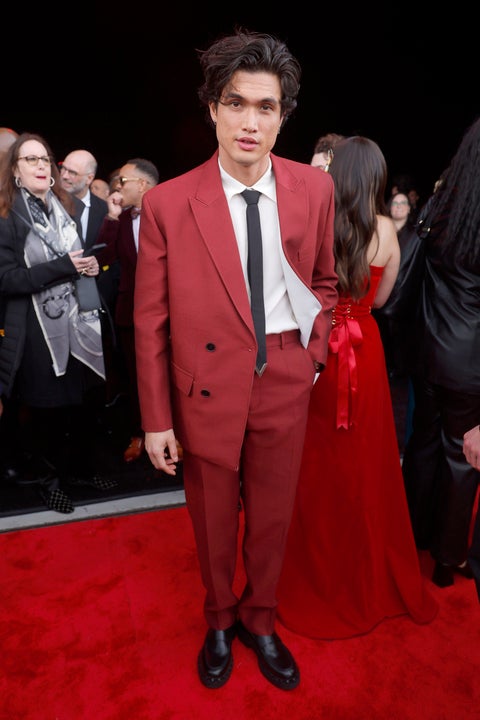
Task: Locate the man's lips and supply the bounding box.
[237,137,258,150]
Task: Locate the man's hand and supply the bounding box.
[145,429,180,475]
[463,425,480,470]
[106,190,123,220]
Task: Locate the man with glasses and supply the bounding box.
[59,149,108,252]
[96,158,161,464]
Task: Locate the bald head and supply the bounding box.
[60,149,98,199]
[62,149,98,175]
[0,127,19,153]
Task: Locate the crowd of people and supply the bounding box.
[0,26,479,693]
[0,128,162,511]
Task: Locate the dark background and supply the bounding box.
[3,5,476,206]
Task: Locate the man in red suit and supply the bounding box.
[134,29,338,691]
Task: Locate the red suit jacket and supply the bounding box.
[134,151,337,470]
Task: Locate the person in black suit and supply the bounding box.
[59,149,121,479]
[59,149,108,249]
[97,158,160,464]
[60,149,121,410]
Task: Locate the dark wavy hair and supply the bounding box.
[425,116,480,264]
[0,132,75,217]
[197,28,301,128]
[328,136,388,300]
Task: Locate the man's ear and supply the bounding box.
[209,102,217,126]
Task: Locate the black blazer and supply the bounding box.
[413,199,480,392]
[73,192,108,251]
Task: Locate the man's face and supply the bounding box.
[59,153,93,197]
[209,70,284,178]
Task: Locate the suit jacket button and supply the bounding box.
[200,389,210,397]
[206,343,216,351]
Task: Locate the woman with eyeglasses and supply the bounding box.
[0,132,107,513]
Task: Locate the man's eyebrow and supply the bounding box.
[220,91,279,105]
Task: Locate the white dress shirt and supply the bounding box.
[80,189,91,240]
[220,159,321,347]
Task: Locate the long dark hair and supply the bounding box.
[0,132,75,218]
[425,116,480,264]
[329,136,388,300]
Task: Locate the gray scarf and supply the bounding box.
[22,189,105,380]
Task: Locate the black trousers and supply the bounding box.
[402,377,480,565]
[18,402,98,479]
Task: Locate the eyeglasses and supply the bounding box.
[391,200,409,206]
[118,176,142,186]
[59,165,85,178]
[18,155,51,166]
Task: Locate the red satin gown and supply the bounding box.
[277,266,438,639]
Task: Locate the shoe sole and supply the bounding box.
[237,624,300,690]
[197,649,233,689]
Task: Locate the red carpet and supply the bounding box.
[0,505,478,720]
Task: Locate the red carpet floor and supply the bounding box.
[1,505,479,720]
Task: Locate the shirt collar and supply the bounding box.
[81,189,91,209]
[219,157,275,202]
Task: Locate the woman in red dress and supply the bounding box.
[277,137,438,639]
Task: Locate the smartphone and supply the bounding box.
[84,243,107,256]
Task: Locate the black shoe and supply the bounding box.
[6,452,55,485]
[455,562,474,579]
[237,620,300,690]
[66,474,118,490]
[432,561,474,587]
[197,624,236,689]
[38,485,74,514]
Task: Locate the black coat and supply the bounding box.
[73,192,108,251]
[414,205,480,392]
[0,194,82,399]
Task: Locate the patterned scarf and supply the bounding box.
[22,189,105,380]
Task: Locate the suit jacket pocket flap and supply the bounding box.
[171,362,194,397]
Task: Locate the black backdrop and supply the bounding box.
[3,4,477,206]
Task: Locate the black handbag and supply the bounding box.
[74,273,103,312]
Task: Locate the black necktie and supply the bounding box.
[241,189,267,376]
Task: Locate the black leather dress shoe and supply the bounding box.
[197,624,236,689]
[237,621,300,690]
